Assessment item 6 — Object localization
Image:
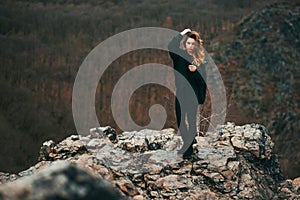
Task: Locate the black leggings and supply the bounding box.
[175,93,198,154]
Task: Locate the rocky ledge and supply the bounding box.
[0,122,299,199]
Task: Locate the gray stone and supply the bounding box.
[0,161,125,200]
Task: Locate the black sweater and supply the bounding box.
[168,33,207,104]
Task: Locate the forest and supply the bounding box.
[1,0,299,178]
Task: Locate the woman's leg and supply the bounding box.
[175,97,181,131]
[187,102,198,138]
[176,95,191,154]
[176,91,198,157]
[181,102,198,158]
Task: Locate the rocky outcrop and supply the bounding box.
[0,123,299,199]
[212,1,300,178]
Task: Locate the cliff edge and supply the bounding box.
[0,122,299,199]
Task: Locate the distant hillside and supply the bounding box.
[211,1,300,178]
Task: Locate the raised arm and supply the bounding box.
[168,29,191,60]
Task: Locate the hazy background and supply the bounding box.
[1,0,299,178]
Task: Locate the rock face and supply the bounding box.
[217,1,300,116]
[212,1,300,178]
[0,123,299,199]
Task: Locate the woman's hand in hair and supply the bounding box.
[180,28,191,36]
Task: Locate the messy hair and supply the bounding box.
[180,31,205,66]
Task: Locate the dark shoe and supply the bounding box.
[182,145,193,159]
[192,138,197,144]
[198,132,204,137]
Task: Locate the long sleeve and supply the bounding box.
[168,34,183,62]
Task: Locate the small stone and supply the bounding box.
[86,139,102,149]
[70,135,79,141]
[133,195,144,200]
[150,191,159,198]
[115,179,139,196]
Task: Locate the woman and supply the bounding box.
[168,28,207,159]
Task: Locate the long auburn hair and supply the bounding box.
[180,31,204,66]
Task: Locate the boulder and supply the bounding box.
[1,123,299,199]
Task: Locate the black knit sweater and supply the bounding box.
[168,33,207,104]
